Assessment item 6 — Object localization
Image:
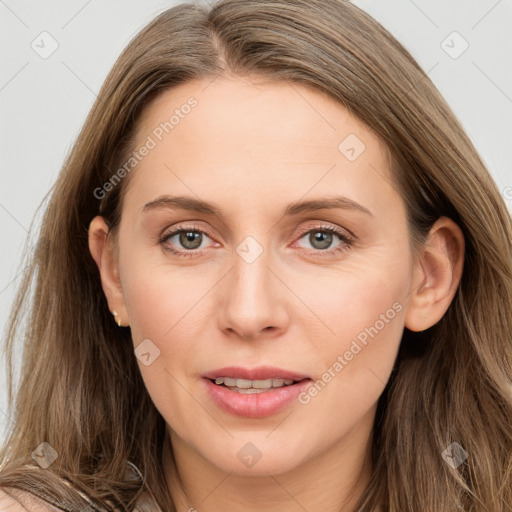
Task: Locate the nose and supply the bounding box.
[216,243,290,341]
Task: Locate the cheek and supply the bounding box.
[292,249,409,418]
[118,259,210,429]
[295,249,408,353]
[119,241,214,342]
[303,277,404,389]
[118,251,220,391]
[123,276,175,339]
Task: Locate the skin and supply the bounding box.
[89,75,464,512]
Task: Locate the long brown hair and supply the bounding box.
[1,0,511,510]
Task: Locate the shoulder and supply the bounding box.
[0,488,65,512]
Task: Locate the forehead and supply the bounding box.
[124,75,398,217]
[137,75,360,157]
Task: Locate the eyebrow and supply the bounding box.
[142,195,373,218]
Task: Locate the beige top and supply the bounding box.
[0,488,64,511]
[0,489,160,512]
[0,462,162,512]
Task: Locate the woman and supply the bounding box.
[1,0,511,510]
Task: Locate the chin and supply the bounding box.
[203,437,308,476]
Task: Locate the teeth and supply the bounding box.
[251,378,272,389]
[213,377,298,389]
[223,377,237,387]
[237,378,254,389]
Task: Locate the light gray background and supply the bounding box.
[1,0,511,443]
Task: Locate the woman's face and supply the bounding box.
[110,76,416,475]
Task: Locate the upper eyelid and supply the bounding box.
[161,222,348,236]
[161,223,212,239]
[294,222,354,240]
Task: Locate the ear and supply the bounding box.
[88,216,129,327]
[404,216,464,332]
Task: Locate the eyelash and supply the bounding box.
[159,223,355,259]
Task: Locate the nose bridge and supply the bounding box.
[217,234,288,338]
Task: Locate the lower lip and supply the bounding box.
[203,378,312,418]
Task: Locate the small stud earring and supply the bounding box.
[112,310,122,327]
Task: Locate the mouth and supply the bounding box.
[207,376,307,394]
[202,366,312,417]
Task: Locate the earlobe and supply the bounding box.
[88,216,129,327]
[404,216,464,332]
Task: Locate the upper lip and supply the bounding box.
[203,366,310,381]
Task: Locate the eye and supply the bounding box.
[159,222,355,258]
[294,224,354,256]
[159,224,217,257]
